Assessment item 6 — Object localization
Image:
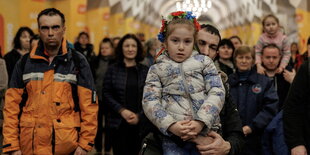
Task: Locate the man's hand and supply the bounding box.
[168,120,194,138]
[10,150,22,155]
[120,109,139,125]
[196,131,231,155]
[192,135,214,145]
[291,145,307,155]
[242,125,252,136]
[283,69,296,84]
[74,146,87,155]
[257,64,266,75]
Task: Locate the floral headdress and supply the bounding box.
[157,11,201,43]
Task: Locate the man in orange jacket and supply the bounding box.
[3,8,98,155]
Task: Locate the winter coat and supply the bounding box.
[94,56,114,102]
[214,59,235,76]
[228,68,278,132]
[3,40,98,154]
[219,71,244,155]
[4,49,22,82]
[74,42,96,78]
[139,70,244,155]
[143,50,225,135]
[102,61,149,129]
[262,110,289,155]
[283,60,310,152]
[228,68,278,154]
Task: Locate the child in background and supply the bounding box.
[142,11,225,154]
[255,14,290,74]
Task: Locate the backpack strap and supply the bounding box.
[19,53,30,118]
[71,50,80,112]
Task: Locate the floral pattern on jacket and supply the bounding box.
[142,50,225,135]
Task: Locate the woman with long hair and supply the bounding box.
[4,26,34,82]
[102,34,148,155]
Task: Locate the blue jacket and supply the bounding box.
[262,110,289,155]
[228,68,278,155]
[228,69,278,133]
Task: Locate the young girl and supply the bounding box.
[255,14,290,74]
[142,11,225,154]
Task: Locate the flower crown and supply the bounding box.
[157,11,201,43]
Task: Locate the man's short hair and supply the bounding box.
[262,43,281,56]
[200,24,221,43]
[37,8,65,27]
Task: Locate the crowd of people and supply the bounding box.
[0,7,310,155]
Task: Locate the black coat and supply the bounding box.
[283,61,310,152]
[102,61,149,128]
[74,42,96,78]
[4,49,22,82]
[273,73,291,109]
[220,81,245,155]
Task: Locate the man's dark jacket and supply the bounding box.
[283,61,310,152]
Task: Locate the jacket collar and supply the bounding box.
[156,50,199,64]
[30,38,69,62]
[229,67,257,86]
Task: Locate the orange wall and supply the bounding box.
[221,22,261,48]
[0,0,51,54]
[0,0,170,56]
[296,9,310,54]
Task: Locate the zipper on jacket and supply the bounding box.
[140,143,147,155]
[179,63,196,119]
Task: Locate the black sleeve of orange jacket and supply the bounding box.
[75,55,98,151]
[3,58,25,153]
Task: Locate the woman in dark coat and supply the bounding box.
[228,46,278,155]
[4,27,34,82]
[214,39,235,76]
[103,34,148,155]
